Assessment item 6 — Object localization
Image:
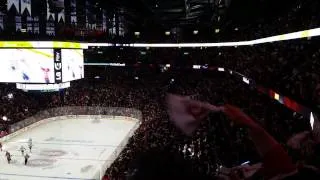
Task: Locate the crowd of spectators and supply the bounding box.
[86,36,320,109]
[0,0,318,178]
[217,38,320,108]
[91,69,314,179]
[1,67,317,179]
[222,0,320,42]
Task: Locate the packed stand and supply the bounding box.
[222,0,320,42]
[75,69,314,179]
[0,67,318,179]
[85,36,320,108]
[216,38,320,107]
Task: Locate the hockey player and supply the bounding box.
[5,151,11,164]
[41,67,50,83]
[24,153,30,165]
[20,145,26,156]
[0,142,2,151]
[28,138,32,152]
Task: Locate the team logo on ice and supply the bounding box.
[28,158,56,167]
[39,149,67,157]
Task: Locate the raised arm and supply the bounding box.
[222,104,297,178]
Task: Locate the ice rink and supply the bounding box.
[0,116,138,180]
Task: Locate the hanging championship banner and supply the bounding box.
[33,16,39,34]
[46,24,55,35]
[85,0,89,28]
[103,10,107,31]
[70,0,77,25]
[85,0,96,29]
[46,0,55,35]
[58,9,65,23]
[27,16,33,32]
[50,0,65,23]
[46,0,55,21]
[0,13,3,30]
[21,0,32,16]
[7,0,20,14]
[15,16,21,31]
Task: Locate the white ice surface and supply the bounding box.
[0,117,136,180]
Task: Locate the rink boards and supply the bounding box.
[0,115,139,180]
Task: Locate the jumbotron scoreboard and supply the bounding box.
[0,41,87,91]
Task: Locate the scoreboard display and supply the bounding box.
[61,49,84,82]
[0,41,86,85]
[0,49,55,83]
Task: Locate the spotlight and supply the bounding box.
[7,93,13,99]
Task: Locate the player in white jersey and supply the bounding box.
[28,138,32,152]
[20,145,26,156]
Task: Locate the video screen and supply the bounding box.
[61,49,84,82]
[0,49,55,83]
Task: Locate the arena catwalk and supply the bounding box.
[0,117,137,180]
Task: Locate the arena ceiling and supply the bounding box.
[99,0,299,31]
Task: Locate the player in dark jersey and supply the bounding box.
[28,138,33,152]
[5,151,11,164]
[24,153,30,165]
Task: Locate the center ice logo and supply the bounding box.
[44,137,93,143]
[39,149,67,157]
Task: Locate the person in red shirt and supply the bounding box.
[102,175,110,180]
[41,67,50,83]
[223,104,297,179]
[167,97,298,179]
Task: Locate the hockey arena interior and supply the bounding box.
[0,0,320,180]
